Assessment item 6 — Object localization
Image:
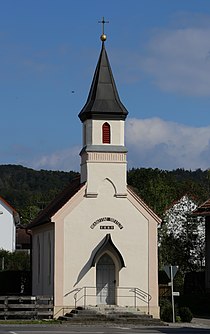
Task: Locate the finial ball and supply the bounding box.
[100,34,107,42]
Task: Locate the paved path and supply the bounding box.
[0,317,209,334]
[0,322,209,334]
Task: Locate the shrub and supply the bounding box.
[179,307,193,322]
[160,298,173,322]
[161,305,173,322]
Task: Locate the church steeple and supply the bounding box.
[79,26,128,198]
[78,34,128,122]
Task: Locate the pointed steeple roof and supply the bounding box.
[78,41,128,122]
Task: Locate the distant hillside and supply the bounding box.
[0,165,79,224]
[0,165,210,223]
[128,168,210,216]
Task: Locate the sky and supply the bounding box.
[1,0,210,172]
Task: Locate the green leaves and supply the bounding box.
[0,165,79,225]
[0,249,30,271]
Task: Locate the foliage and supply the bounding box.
[128,167,210,217]
[159,195,205,273]
[0,249,30,271]
[160,298,193,323]
[160,298,173,322]
[179,307,193,322]
[0,271,31,295]
[0,165,209,210]
[178,293,210,316]
[1,165,210,224]
[0,165,79,225]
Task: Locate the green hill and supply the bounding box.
[0,164,210,224]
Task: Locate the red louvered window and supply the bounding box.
[102,122,111,144]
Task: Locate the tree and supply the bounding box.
[0,249,30,271]
[159,195,205,273]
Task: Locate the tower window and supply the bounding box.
[102,122,111,144]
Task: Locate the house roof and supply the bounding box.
[28,176,84,228]
[0,196,20,223]
[192,198,210,216]
[78,41,128,122]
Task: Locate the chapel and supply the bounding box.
[29,29,161,318]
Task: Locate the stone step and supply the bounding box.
[86,305,146,315]
[58,306,164,326]
[59,316,164,326]
[106,313,152,319]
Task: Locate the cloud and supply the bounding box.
[24,146,80,172]
[9,118,210,172]
[2,120,210,172]
[126,118,210,170]
[141,22,210,96]
[22,118,210,171]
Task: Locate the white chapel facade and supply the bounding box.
[29,33,161,318]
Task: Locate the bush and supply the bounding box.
[160,298,173,322]
[179,307,193,322]
[161,306,173,322]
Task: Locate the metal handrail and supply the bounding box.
[64,287,82,297]
[130,287,152,302]
[64,286,152,310]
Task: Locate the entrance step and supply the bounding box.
[58,306,164,326]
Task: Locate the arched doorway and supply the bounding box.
[96,253,116,305]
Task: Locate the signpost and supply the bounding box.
[163,265,179,323]
[173,292,180,296]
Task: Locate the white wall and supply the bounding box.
[83,119,125,146]
[52,180,159,316]
[31,181,159,318]
[0,200,16,251]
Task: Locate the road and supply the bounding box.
[0,324,209,334]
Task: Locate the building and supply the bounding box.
[0,196,20,251]
[16,227,31,252]
[29,32,161,318]
[193,198,210,292]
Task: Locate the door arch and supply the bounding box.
[96,253,116,305]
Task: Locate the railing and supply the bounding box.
[0,296,53,320]
[126,287,152,307]
[64,286,152,312]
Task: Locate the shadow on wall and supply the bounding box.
[73,235,108,287]
[73,233,125,287]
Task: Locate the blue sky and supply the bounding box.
[1,0,210,171]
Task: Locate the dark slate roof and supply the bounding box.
[78,42,128,122]
[192,198,210,216]
[28,176,84,228]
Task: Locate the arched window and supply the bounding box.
[102,122,111,144]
